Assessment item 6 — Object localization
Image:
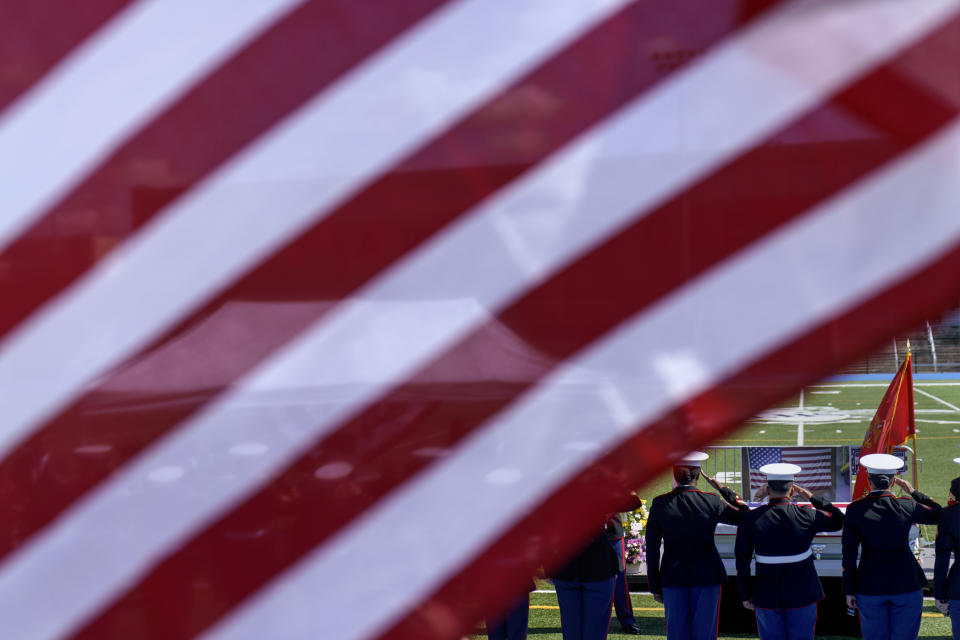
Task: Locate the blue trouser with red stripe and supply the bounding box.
[856,590,922,640]
[755,602,816,640]
[609,537,637,627]
[948,600,960,640]
[554,577,616,640]
[661,584,721,640]
[486,592,529,640]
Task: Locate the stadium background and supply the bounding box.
[470,309,960,639]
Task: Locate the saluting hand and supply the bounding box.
[893,476,915,494]
[792,484,813,500]
[701,470,721,491]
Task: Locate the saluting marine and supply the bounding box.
[933,461,960,635]
[553,491,643,640]
[553,516,625,640]
[645,451,749,640]
[734,463,843,640]
[843,453,941,640]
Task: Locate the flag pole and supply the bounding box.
[912,433,919,490]
[907,341,919,490]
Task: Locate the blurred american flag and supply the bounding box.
[0,1,959,639]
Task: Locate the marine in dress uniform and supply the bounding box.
[553,523,622,640]
[645,451,750,640]
[842,453,941,640]
[734,463,843,640]
[933,464,960,638]
[607,495,643,635]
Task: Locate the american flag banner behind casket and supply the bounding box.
[747,447,833,496]
[1,1,960,638]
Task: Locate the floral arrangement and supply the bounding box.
[623,499,649,564]
[625,537,647,565]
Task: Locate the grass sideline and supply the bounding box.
[469,590,954,639]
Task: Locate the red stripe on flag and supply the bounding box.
[70,16,960,638]
[374,226,960,640]
[0,1,134,115]
[0,0,449,341]
[0,0,771,580]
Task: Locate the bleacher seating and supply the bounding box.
[841,310,960,374]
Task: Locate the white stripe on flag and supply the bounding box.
[0,0,308,253]
[0,2,954,638]
[0,0,632,463]
[0,1,638,637]
[202,114,960,640]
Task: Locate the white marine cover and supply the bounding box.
[759,462,801,481]
[859,453,904,474]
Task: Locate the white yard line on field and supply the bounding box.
[813,382,960,387]
[797,388,804,446]
[915,387,960,413]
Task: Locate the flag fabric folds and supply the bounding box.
[852,352,916,500]
[1,2,960,639]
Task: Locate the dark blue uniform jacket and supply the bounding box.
[935,503,960,600]
[645,486,749,595]
[735,495,843,609]
[555,494,645,582]
[842,490,940,596]
[554,529,620,582]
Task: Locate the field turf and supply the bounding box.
[639,378,960,511]
[469,589,954,639]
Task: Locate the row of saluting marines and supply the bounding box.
[486,451,960,640]
[644,450,947,640]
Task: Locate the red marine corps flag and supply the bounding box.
[2,1,960,638]
[852,350,916,500]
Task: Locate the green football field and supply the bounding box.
[468,591,954,639]
[638,378,960,508]
[469,378,960,640]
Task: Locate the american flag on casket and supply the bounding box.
[2,0,960,638]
